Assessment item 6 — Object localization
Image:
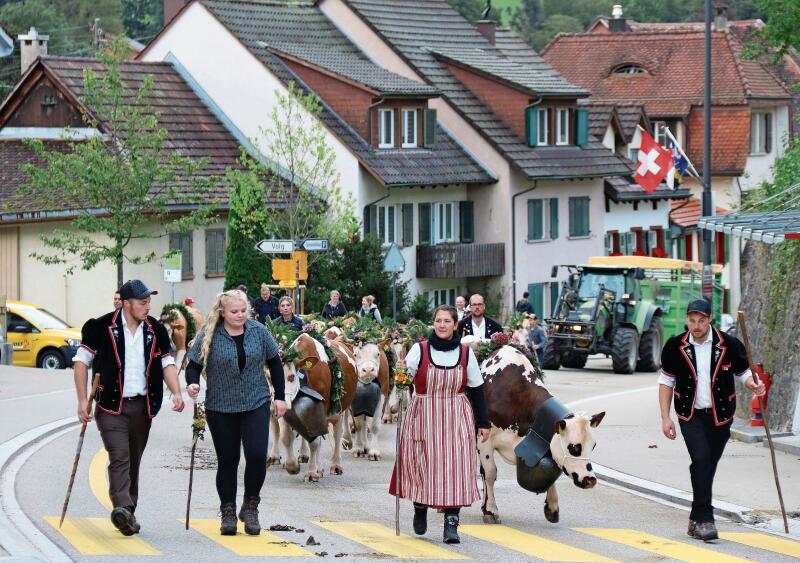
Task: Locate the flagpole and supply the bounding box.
[664,127,702,182]
[702,0,714,303]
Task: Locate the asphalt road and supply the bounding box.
[4,359,800,562]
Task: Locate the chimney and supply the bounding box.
[608,4,626,33]
[18,27,48,74]
[476,20,496,45]
[714,4,729,31]
[164,0,191,25]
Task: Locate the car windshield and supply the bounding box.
[20,307,71,330]
[578,272,625,300]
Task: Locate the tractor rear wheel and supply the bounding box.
[560,351,588,369]
[637,317,663,372]
[542,344,560,370]
[611,327,638,374]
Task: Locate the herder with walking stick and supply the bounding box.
[658,299,765,542]
[72,280,185,536]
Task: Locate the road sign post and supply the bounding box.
[383,244,406,319]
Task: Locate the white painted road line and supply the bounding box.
[0,388,73,403]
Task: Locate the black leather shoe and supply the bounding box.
[443,513,460,544]
[693,521,719,542]
[110,507,137,536]
[413,504,427,535]
[220,503,237,536]
[238,497,261,536]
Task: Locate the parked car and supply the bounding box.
[5,301,81,369]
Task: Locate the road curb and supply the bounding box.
[0,417,78,563]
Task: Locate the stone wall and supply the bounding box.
[738,240,800,432]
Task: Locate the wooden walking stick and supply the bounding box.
[737,311,789,534]
[59,373,100,528]
[395,389,405,536]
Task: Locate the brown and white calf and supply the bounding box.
[478,345,605,524]
[348,342,390,460]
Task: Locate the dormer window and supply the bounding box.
[537,108,549,146]
[555,108,570,145]
[402,109,417,147]
[613,64,646,75]
[379,108,395,148]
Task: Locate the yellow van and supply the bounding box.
[4,301,81,369]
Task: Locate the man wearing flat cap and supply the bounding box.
[658,299,765,542]
[72,280,185,536]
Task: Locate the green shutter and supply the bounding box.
[568,198,576,237]
[525,106,538,147]
[527,199,544,240]
[549,198,559,240]
[459,200,474,243]
[575,108,589,146]
[423,109,437,148]
[550,281,560,317]
[527,283,545,317]
[418,203,431,245]
[402,203,414,247]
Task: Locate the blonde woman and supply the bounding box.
[185,290,286,536]
[358,294,382,324]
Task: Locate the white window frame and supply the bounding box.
[537,108,549,146]
[402,108,417,148]
[377,204,396,245]
[555,108,570,146]
[750,110,771,155]
[432,202,457,244]
[379,108,395,148]
[430,288,457,307]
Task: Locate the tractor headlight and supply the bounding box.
[572,325,583,332]
[627,300,637,306]
[66,338,81,347]
[622,293,631,300]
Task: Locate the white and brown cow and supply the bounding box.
[348,341,390,460]
[478,345,605,524]
[382,339,412,423]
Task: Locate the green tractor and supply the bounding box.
[543,256,723,374]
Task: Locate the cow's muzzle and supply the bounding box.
[571,472,597,489]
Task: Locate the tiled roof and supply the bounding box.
[687,106,751,174]
[671,196,728,229]
[605,175,690,203]
[615,104,648,140]
[541,31,791,117]
[344,0,632,180]
[585,104,616,140]
[200,0,493,187]
[584,103,647,143]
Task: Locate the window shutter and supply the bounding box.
[549,198,558,239]
[575,108,589,146]
[363,204,375,235]
[459,200,474,243]
[402,203,414,247]
[568,198,576,237]
[528,283,545,316]
[527,199,544,240]
[525,106,538,147]
[423,109,437,148]
[764,113,772,154]
[418,203,431,245]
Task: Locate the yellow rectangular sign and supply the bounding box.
[279,280,296,288]
[272,251,308,281]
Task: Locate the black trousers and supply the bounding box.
[206,403,270,507]
[679,409,731,523]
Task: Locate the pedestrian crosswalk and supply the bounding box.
[44,516,160,556]
[460,524,615,562]
[185,519,312,557]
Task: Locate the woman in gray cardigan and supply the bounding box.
[186,290,286,536]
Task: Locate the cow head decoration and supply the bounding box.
[549,412,605,489]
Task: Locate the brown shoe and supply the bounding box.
[220,504,237,536]
[693,521,718,542]
[687,520,696,537]
[238,497,261,535]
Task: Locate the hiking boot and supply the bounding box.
[238,497,261,535]
[412,503,427,535]
[110,507,138,537]
[687,520,696,537]
[220,503,237,536]
[693,521,719,542]
[443,509,460,544]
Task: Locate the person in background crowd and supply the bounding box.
[113,291,122,310]
[527,314,548,366]
[321,290,347,320]
[186,289,286,536]
[358,295,383,324]
[455,295,469,322]
[515,291,535,315]
[73,280,184,536]
[237,284,255,310]
[658,299,765,542]
[457,294,502,340]
[275,296,304,331]
[253,284,279,323]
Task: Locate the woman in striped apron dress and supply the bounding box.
[390,305,490,544]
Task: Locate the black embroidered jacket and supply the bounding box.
[457,315,503,339]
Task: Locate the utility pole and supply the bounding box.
[91,18,101,53]
[702,0,713,304]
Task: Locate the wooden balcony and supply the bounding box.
[416,243,505,279]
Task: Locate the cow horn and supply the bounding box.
[589,411,606,428]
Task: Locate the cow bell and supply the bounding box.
[516,453,561,494]
[283,386,328,442]
[351,381,382,417]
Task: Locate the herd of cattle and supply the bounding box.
[162,309,605,525]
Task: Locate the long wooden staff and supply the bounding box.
[185,402,199,530]
[395,389,406,536]
[59,373,100,528]
[737,311,789,534]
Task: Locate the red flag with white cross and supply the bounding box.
[634,130,672,193]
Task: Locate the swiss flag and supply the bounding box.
[634,131,672,193]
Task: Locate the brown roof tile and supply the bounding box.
[671,196,728,229]
[686,105,751,174]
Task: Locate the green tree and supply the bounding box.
[19,39,217,287]
[447,0,487,23]
[122,0,162,41]
[748,0,800,61]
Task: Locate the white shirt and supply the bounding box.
[405,342,483,387]
[457,308,466,322]
[658,331,751,408]
[471,317,486,340]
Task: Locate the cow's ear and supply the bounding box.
[555,419,567,434]
[378,337,391,349]
[589,412,606,428]
[296,356,319,370]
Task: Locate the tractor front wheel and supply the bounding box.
[637,317,663,372]
[542,344,561,370]
[612,327,638,374]
[560,351,588,369]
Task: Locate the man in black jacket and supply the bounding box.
[72,280,184,536]
[253,284,279,323]
[457,294,502,339]
[658,299,765,542]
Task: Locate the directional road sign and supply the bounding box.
[256,239,294,253]
[299,239,328,251]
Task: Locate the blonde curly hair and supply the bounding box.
[199,289,251,377]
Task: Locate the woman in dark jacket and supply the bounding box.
[274,296,304,331]
[321,289,347,319]
[186,289,286,536]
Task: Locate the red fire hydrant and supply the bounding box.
[750,365,771,427]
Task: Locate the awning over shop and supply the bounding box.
[697,210,800,244]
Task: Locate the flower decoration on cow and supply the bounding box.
[477,331,544,380]
[344,316,384,344]
[405,319,432,343]
[266,321,302,365]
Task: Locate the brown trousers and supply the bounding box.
[95,397,152,510]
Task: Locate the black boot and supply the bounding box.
[413,503,428,535]
[443,509,460,544]
[238,496,262,535]
[220,503,237,535]
[110,506,138,536]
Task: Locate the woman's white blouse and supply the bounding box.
[404,342,484,387]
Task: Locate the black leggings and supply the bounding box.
[206,403,270,507]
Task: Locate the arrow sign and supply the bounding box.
[255,240,294,253]
[299,239,328,251]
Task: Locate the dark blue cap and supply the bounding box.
[687,299,711,316]
[119,279,158,300]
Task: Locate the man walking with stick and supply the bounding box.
[72,280,185,536]
[658,299,765,541]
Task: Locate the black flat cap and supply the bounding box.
[119,279,158,300]
[687,299,711,316]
